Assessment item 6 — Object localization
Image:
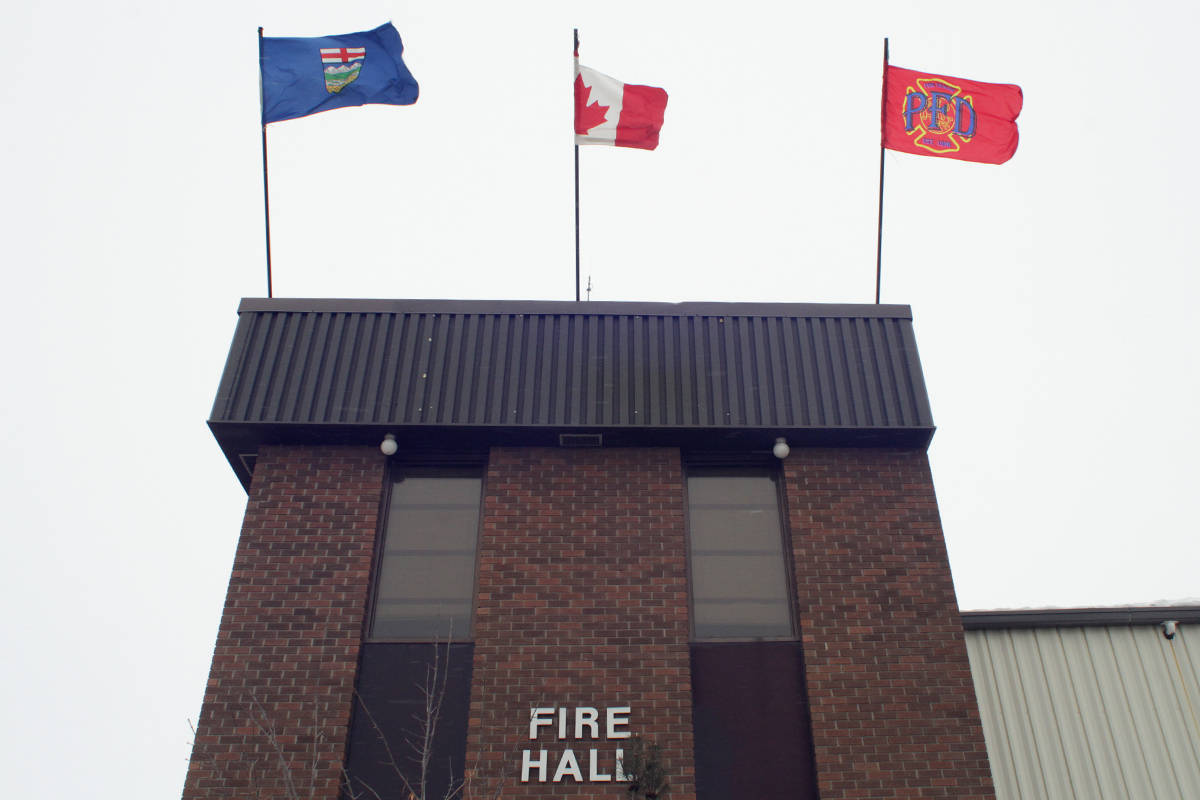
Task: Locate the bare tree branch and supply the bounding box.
[193,626,503,800]
[351,691,421,800]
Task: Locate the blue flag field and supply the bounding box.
[260,22,419,124]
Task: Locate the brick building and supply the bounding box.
[183,298,995,800]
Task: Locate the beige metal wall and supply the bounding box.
[966,623,1200,799]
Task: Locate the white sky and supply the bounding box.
[2,1,1197,798]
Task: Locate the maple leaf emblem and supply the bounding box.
[574,73,609,134]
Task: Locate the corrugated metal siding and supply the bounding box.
[210,300,933,431]
[966,624,1200,799]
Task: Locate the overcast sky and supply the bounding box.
[3,1,1197,798]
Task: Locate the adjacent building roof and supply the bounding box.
[963,607,1200,800]
[210,298,934,487]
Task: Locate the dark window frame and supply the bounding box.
[365,457,487,643]
[684,459,799,642]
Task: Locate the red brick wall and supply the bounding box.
[185,442,994,800]
[783,449,995,800]
[183,446,384,800]
[468,447,695,800]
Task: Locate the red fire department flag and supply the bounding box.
[882,65,1022,164]
[574,61,668,150]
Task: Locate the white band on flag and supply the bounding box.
[575,64,624,145]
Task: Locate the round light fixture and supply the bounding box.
[772,437,790,459]
[380,433,398,456]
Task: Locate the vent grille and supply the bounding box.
[559,433,604,448]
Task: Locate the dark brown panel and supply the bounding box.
[344,643,474,800]
[690,642,818,800]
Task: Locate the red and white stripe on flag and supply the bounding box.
[321,47,366,63]
[574,63,667,150]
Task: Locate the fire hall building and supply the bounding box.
[183,298,996,800]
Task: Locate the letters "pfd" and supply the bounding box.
[903,91,976,137]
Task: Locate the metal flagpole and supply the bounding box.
[259,27,274,298]
[875,37,889,304]
[574,28,581,302]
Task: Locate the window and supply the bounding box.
[369,468,482,640]
[687,468,794,639]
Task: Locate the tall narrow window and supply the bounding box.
[370,468,482,640]
[687,468,793,639]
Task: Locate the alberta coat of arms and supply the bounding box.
[320,47,366,94]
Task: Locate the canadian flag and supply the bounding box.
[574,60,668,150]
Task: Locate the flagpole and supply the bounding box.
[259,26,274,298]
[574,28,581,302]
[875,37,889,304]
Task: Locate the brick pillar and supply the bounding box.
[783,449,995,800]
[468,447,696,800]
[183,446,384,800]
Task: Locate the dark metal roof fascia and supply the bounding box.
[961,606,1200,630]
[210,299,936,488]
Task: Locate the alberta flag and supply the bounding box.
[574,58,668,150]
[260,22,418,124]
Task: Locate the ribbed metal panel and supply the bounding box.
[966,623,1200,800]
[211,299,932,432]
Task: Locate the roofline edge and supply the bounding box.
[236,297,915,319]
[962,606,1200,630]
